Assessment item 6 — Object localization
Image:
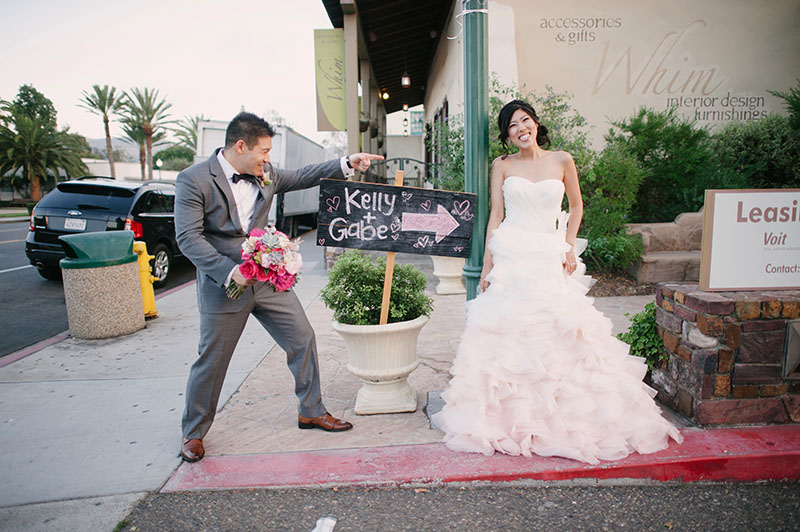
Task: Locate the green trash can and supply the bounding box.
[59,231,145,339]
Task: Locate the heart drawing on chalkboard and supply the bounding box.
[413,235,431,248]
[461,212,474,221]
[326,196,340,212]
[390,221,401,233]
[453,199,471,215]
[391,234,399,240]
[402,191,413,201]
[318,238,325,245]
[454,246,464,252]
[420,199,431,211]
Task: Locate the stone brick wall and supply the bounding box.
[652,283,800,426]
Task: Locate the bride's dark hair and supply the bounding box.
[498,99,550,157]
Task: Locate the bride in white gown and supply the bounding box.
[432,100,683,464]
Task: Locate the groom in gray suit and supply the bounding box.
[175,111,381,462]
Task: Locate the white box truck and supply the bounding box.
[196,120,325,237]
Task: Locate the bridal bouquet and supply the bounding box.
[226,226,302,299]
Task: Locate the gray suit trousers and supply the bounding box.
[181,283,326,440]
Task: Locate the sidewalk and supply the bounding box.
[0,239,798,531]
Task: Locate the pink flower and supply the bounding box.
[285,256,302,275]
[256,265,269,282]
[238,260,258,279]
[249,228,266,238]
[267,269,295,292]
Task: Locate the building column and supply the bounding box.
[463,0,489,300]
[342,7,360,169]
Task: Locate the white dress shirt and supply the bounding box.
[217,150,260,233]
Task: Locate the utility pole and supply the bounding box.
[462,0,489,300]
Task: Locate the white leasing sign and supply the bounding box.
[700,189,800,291]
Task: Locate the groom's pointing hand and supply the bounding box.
[348,153,384,173]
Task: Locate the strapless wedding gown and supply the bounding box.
[432,176,683,464]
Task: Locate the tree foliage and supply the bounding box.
[173,114,207,153]
[154,144,194,171]
[12,84,57,128]
[0,86,87,200]
[79,84,124,178]
[605,107,714,223]
[769,78,800,131]
[121,87,173,180]
[0,114,87,201]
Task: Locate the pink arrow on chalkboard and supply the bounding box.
[401,204,460,243]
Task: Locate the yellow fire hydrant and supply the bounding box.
[133,241,158,318]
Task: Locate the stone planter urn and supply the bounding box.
[430,255,466,295]
[332,315,428,415]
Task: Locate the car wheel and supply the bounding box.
[150,243,172,288]
[37,265,62,281]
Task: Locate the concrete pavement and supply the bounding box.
[0,233,798,532]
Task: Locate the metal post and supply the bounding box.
[462,0,489,300]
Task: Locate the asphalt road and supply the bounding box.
[0,220,196,357]
[123,483,800,531]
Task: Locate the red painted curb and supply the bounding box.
[163,425,800,492]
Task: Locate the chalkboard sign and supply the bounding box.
[317,179,476,258]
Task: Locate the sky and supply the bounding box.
[0,0,337,144]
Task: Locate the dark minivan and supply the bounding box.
[25,177,181,286]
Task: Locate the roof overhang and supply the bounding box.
[322,0,454,114]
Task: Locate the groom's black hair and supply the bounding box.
[225,112,276,148]
[497,99,550,157]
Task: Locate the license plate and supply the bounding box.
[64,218,87,231]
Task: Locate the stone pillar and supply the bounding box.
[650,283,800,425]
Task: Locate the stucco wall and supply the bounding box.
[499,0,800,146]
[428,0,800,148]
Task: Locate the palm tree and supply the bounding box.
[0,114,87,201]
[174,114,207,153]
[121,88,173,180]
[78,84,124,178]
[119,117,166,181]
[0,98,12,125]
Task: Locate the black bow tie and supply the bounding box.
[232,173,260,186]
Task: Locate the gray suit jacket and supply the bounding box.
[175,149,343,313]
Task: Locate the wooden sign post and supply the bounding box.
[379,171,405,324]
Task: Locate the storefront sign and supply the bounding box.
[700,189,800,290]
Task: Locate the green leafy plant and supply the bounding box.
[583,231,643,273]
[605,107,714,223]
[768,78,800,130]
[580,141,645,238]
[617,302,666,370]
[710,113,800,190]
[321,250,433,325]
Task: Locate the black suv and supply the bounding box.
[25,177,181,287]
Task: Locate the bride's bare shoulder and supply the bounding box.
[492,154,512,167]
[552,150,575,164]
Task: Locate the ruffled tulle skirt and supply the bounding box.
[432,220,683,464]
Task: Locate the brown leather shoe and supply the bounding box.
[180,438,204,462]
[298,413,353,432]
